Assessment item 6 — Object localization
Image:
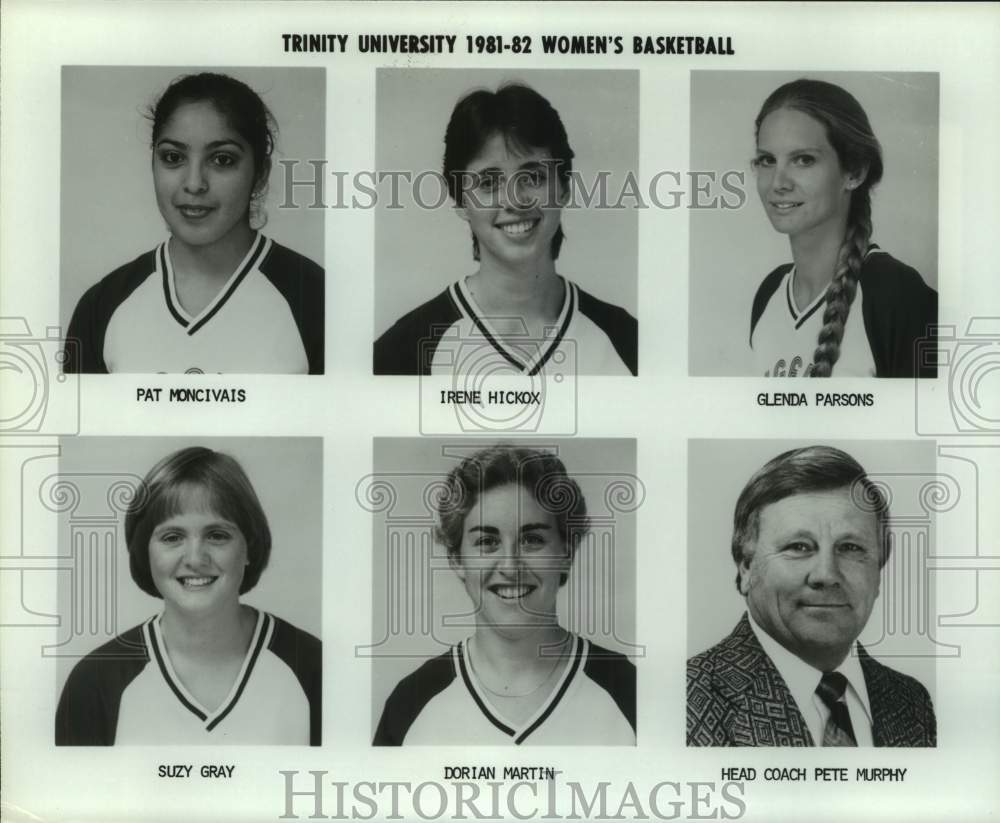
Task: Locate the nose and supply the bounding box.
[495,542,523,575]
[806,546,842,588]
[182,536,210,568]
[183,161,208,194]
[771,162,793,193]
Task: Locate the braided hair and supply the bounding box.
[755,80,884,377]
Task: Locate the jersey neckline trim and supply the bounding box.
[454,634,587,744]
[785,244,886,330]
[158,233,270,336]
[144,609,273,730]
[449,277,575,376]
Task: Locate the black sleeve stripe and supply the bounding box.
[373,650,456,745]
[267,615,323,746]
[64,250,158,374]
[582,642,637,734]
[857,251,938,378]
[575,289,639,376]
[257,241,326,375]
[55,623,150,745]
[750,264,790,345]
[373,289,462,375]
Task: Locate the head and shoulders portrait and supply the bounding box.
[60,67,325,375]
[689,71,938,378]
[687,440,937,747]
[368,439,638,746]
[54,438,322,746]
[373,69,639,378]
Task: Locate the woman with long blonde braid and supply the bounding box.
[749,79,937,378]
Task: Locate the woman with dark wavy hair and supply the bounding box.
[750,79,936,378]
[374,445,635,745]
[56,447,321,745]
[65,72,324,374]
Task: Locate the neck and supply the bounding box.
[169,222,255,282]
[468,257,563,322]
[160,602,253,660]
[788,217,850,296]
[472,623,569,681]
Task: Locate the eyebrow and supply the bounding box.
[155,138,246,151]
[466,522,553,534]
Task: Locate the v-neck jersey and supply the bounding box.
[374,277,638,376]
[65,233,324,374]
[56,610,322,745]
[373,634,636,746]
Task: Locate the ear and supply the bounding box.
[455,202,471,224]
[844,164,869,192]
[737,557,752,595]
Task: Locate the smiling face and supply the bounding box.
[754,107,860,243]
[451,483,570,638]
[458,133,565,273]
[152,100,262,251]
[148,495,248,617]
[738,487,881,671]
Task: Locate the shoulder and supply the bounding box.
[78,249,160,309]
[374,647,457,745]
[574,285,637,333]
[64,622,151,682]
[258,238,324,283]
[687,616,761,686]
[859,647,933,704]
[858,248,935,303]
[374,288,461,375]
[265,613,322,680]
[582,640,636,732]
[56,621,152,745]
[573,283,639,376]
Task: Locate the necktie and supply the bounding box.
[815,671,857,746]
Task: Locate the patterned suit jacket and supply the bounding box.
[687,614,936,747]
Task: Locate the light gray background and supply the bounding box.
[689,71,939,376]
[60,66,325,334]
[688,438,937,704]
[370,437,638,737]
[374,68,639,338]
[54,436,322,696]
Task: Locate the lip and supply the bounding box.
[494,217,541,238]
[799,602,849,609]
[488,582,537,601]
[769,201,803,211]
[176,575,218,590]
[175,204,216,220]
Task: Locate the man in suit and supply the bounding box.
[687,446,936,747]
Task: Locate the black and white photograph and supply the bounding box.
[60,66,325,374]
[373,69,639,377]
[687,439,938,747]
[689,71,939,378]
[367,439,638,745]
[53,437,322,745]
